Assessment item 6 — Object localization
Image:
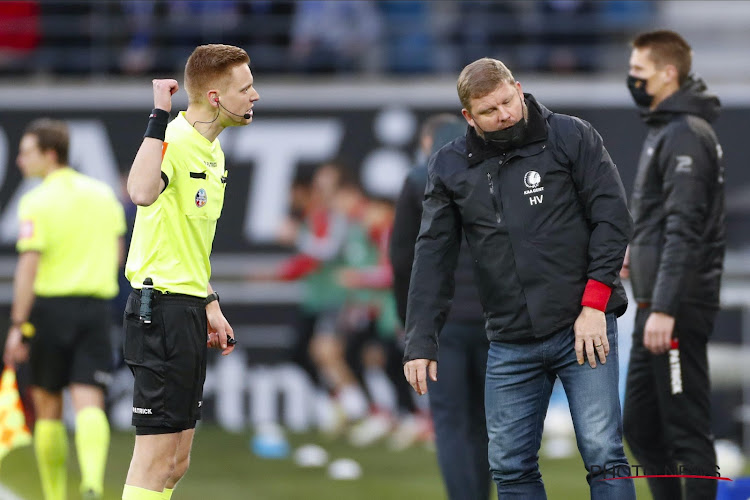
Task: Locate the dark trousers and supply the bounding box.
[427,322,491,500]
[623,304,717,500]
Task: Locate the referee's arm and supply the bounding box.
[9,252,39,327]
[205,282,235,356]
[128,79,178,206]
[3,251,39,367]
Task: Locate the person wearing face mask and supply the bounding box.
[622,30,725,500]
[402,57,635,499]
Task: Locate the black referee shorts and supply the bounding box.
[29,296,113,393]
[123,290,207,434]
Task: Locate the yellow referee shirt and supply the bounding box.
[125,112,227,297]
[16,167,126,299]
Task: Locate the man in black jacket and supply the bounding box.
[622,30,725,500]
[403,57,635,499]
[391,114,490,500]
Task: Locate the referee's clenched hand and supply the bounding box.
[206,302,235,356]
[152,79,179,113]
[3,326,29,368]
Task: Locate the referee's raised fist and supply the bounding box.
[152,79,179,112]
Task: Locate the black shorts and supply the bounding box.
[28,297,113,392]
[123,290,207,433]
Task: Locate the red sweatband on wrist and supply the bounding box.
[581,279,612,312]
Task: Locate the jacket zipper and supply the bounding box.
[486,172,502,223]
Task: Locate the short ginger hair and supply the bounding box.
[184,44,250,104]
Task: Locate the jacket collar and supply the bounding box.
[641,75,721,126]
[466,93,548,166]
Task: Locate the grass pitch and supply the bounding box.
[1,425,655,499]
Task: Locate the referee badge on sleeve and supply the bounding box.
[195,188,207,208]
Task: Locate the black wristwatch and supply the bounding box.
[204,291,219,307]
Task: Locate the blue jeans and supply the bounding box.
[485,314,635,499]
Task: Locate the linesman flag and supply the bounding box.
[0,367,32,468]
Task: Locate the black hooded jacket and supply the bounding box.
[404,94,633,362]
[391,120,483,326]
[629,77,725,314]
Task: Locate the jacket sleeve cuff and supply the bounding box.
[650,297,679,317]
[581,279,612,312]
[402,334,438,364]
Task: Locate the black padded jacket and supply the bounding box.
[404,94,632,361]
[629,76,725,314]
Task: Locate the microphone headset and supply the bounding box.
[215,97,251,120]
[191,96,251,128]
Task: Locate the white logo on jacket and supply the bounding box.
[523,171,541,188]
[523,170,544,204]
[675,155,693,173]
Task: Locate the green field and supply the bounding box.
[0,426,655,499]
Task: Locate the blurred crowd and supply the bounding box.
[247,160,431,449]
[0,0,657,76]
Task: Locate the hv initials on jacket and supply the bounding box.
[404,94,633,362]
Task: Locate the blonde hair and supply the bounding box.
[184,44,250,104]
[457,58,515,111]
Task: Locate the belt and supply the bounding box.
[637,302,651,309]
[131,288,204,301]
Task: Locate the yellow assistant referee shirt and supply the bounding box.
[125,111,227,297]
[16,167,126,299]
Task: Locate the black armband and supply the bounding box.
[144,108,170,141]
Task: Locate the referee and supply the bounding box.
[122,44,258,500]
[3,119,126,500]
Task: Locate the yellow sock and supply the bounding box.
[75,407,110,496]
[122,484,164,500]
[162,487,174,499]
[34,419,68,500]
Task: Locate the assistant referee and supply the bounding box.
[121,44,259,500]
[3,118,126,500]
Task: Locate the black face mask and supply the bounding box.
[474,94,527,150]
[627,75,654,107]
